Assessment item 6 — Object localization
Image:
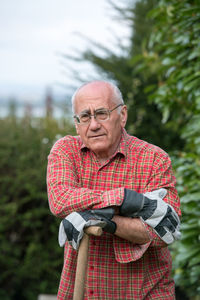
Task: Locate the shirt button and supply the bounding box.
[92,241,96,246]
[90,290,94,295]
[90,266,94,271]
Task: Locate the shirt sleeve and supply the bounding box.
[112,149,181,262]
[47,139,124,218]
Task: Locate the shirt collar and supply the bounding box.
[116,128,128,158]
[80,128,128,159]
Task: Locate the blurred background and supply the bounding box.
[0,0,200,299]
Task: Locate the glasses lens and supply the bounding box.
[79,113,90,123]
[95,109,109,121]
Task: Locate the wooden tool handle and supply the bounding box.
[84,225,103,236]
[73,226,103,300]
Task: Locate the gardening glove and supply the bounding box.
[58,207,116,250]
[120,188,181,244]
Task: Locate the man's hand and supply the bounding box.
[120,188,181,244]
[58,207,116,250]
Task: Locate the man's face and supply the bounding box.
[73,82,127,161]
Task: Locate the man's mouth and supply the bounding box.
[89,134,105,139]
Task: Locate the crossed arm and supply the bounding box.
[47,140,181,249]
[110,202,168,246]
[113,215,150,244]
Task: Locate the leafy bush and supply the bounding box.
[0,115,75,300]
[140,1,200,297]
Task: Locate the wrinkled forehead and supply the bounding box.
[73,82,113,113]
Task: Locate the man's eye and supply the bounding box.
[96,110,109,120]
[80,113,90,122]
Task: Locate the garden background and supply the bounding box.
[0,0,200,299]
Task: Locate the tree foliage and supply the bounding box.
[140,0,200,297]
[0,114,75,300]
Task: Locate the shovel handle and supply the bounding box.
[73,226,103,300]
[84,226,103,236]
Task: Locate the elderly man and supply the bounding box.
[47,80,181,299]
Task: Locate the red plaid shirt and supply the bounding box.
[47,129,181,299]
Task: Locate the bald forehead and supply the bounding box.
[73,81,114,112]
[76,81,112,100]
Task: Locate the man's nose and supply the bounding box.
[89,115,101,130]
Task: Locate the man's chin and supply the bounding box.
[88,135,107,146]
[90,142,109,154]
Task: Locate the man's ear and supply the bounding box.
[120,105,128,128]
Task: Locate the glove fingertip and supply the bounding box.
[174,231,181,241]
[58,222,67,247]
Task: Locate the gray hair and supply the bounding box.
[71,80,124,113]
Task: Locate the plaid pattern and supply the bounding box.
[47,129,181,299]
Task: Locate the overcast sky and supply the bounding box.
[0,0,131,98]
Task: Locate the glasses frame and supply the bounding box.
[73,103,123,125]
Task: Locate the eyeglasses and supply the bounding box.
[73,103,123,125]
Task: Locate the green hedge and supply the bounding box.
[0,116,75,300]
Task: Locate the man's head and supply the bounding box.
[72,80,127,161]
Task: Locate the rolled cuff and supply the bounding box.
[113,235,151,263]
[142,221,168,248]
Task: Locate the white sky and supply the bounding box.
[0,0,131,97]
